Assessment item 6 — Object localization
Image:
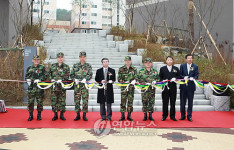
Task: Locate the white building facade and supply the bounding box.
[33,0,57,23]
[71,0,126,33]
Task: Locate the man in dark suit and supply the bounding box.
[95,58,116,121]
[179,54,199,122]
[159,56,180,121]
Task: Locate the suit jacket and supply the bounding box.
[159,65,180,91]
[179,63,199,91]
[95,67,116,104]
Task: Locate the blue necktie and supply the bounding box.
[104,69,107,80]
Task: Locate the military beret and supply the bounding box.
[79,51,86,57]
[33,55,40,60]
[144,58,152,63]
[124,56,131,61]
[57,52,64,58]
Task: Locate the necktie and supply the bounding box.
[104,68,107,80]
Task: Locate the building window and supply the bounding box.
[81,29,87,33]
[91,13,97,16]
[108,24,111,27]
[44,10,49,14]
[102,8,112,11]
[82,21,87,25]
[102,16,107,19]
[102,24,107,26]
[45,1,49,5]
[82,13,87,16]
[108,16,112,19]
[91,21,96,25]
[91,5,97,8]
[33,9,39,12]
[82,4,87,8]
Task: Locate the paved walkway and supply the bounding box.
[0,128,234,150]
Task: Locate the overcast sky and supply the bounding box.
[57,0,72,10]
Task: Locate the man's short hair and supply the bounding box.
[101,58,109,63]
[185,54,194,59]
[166,56,173,60]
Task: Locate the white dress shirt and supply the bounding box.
[167,65,172,72]
[187,63,192,74]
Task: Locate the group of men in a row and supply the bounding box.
[25,51,198,122]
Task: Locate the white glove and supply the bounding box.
[152,81,157,85]
[57,80,62,83]
[75,79,79,84]
[170,78,176,82]
[146,83,151,85]
[125,81,129,83]
[189,77,194,81]
[130,80,136,85]
[81,78,86,83]
[163,79,168,82]
[101,80,106,83]
[34,79,40,83]
[108,80,113,83]
[51,79,55,82]
[184,76,189,80]
[26,79,31,86]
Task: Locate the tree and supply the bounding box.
[120,0,138,33]
[56,9,71,21]
[72,0,90,28]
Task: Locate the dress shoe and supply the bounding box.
[52,112,58,121]
[127,112,133,121]
[101,118,106,121]
[119,112,125,121]
[143,113,147,121]
[37,112,41,121]
[187,117,193,122]
[60,112,66,120]
[74,112,81,121]
[179,117,186,120]
[148,112,155,121]
[83,112,88,121]
[161,117,167,121]
[28,112,33,121]
[170,118,177,121]
[107,118,112,121]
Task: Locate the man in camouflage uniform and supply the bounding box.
[118,56,137,121]
[137,58,159,121]
[48,52,70,121]
[25,55,46,121]
[70,51,93,121]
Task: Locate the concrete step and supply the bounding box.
[8,105,215,112]
[66,99,211,106]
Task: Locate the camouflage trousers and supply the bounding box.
[74,83,89,113]
[27,89,44,113]
[51,89,66,112]
[120,85,134,112]
[141,87,155,113]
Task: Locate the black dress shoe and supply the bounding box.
[170,118,177,121]
[127,112,133,121]
[161,117,167,121]
[179,117,186,120]
[187,117,193,122]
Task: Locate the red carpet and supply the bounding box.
[1,109,234,128]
